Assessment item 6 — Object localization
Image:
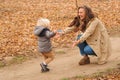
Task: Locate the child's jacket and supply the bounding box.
[34,26,56,53]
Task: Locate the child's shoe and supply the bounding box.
[41,68,50,72]
[40,63,50,72]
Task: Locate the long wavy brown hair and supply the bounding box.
[78,5,95,32]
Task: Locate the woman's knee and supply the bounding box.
[84,45,94,54]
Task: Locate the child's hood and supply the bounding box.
[34,26,48,36]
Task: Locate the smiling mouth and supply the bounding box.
[80,17,84,19]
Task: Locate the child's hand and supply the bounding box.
[53,30,57,33]
[54,32,61,38]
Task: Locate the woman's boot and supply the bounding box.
[79,55,90,65]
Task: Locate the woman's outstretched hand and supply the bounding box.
[72,40,80,48]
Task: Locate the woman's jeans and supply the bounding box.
[77,35,96,56]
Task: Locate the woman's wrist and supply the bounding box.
[77,40,81,44]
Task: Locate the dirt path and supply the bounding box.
[0,37,120,80]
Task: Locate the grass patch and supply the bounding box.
[0,55,29,68]
[62,68,119,80]
[55,50,66,54]
[105,68,114,73]
[9,55,28,64]
[0,61,6,68]
[61,75,86,80]
[75,75,86,78]
[92,71,104,78]
[61,78,69,80]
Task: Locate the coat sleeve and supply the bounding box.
[63,26,76,34]
[45,30,56,38]
[78,19,99,43]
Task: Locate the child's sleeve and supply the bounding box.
[34,27,41,36]
[45,30,56,38]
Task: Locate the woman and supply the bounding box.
[60,5,111,65]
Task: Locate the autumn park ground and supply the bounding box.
[0,0,120,80]
[0,37,120,80]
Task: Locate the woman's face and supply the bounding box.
[78,8,86,20]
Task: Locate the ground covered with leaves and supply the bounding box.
[0,0,120,59]
[68,66,120,80]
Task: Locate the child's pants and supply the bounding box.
[42,51,55,64]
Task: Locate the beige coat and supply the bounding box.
[64,18,111,64]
